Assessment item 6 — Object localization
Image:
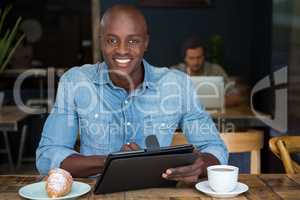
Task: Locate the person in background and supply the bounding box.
[172,37,241,107]
[36,5,228,183]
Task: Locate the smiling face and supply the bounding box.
[100,6,149,84]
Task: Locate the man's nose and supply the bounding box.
[116,41,129,54]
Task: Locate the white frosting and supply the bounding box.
[48,172,67,192]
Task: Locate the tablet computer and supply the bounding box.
[94,144,196,194]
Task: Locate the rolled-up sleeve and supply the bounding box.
[36,72,79,175]
[179,75,228,165]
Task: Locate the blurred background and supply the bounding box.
[0,0,299,175]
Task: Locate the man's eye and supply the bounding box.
[107,39,118,45]
[128,39,140,44]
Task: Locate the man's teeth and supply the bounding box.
[115,59,131,64]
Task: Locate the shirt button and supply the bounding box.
[124,100,129,104]
[127,122,131,126]
[94,113,99,118]
[161,123,166,127]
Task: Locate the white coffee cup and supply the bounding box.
[207,165,239,193]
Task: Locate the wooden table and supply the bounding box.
[0,106,29,170]
[1,174,299,200]
[0,106,28,131]
[211,104,271,128]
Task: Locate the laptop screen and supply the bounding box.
[190,76,225,112]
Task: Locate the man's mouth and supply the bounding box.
[114,58,131,65]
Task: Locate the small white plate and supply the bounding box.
[19,181,91,200]
[195,181,249,198]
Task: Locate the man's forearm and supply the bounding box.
[60,154,106,177]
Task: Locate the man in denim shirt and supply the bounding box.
[36,5,228,183]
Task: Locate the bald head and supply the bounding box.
[100,5,148,35]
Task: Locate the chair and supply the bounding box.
[269,136,300,174]
[171,129,264,174]
[171,131,189,146]
[220,130,264,174]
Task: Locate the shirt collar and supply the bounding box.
[93,62,110,85]
[93,59,156,90]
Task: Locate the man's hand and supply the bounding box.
[120,142,141,151]
[162,152,219,184]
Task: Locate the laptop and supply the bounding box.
[190,76,225,112]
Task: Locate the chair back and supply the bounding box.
[269,136,300,174]
[220,130,264,174]
[171,131,189,146]
[171,129,264,174]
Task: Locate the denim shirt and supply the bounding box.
[36,60,228,175]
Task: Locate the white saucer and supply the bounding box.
[195,181,249,198]
[19,181,91,200]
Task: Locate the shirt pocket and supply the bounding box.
[143,114,179,146]
[79,113,112,152]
